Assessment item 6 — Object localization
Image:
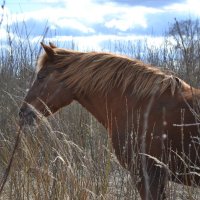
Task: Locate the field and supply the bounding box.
[1,19,200,199]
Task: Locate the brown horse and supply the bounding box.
[19,42,200,200]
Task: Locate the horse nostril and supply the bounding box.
[19,107,27,118]
[19,109,23,116]
[19,109,24,118]
[19,107,37,126]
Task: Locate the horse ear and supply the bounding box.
[49,42,57,48]
[41,42,55,58]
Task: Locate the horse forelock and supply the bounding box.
[36,48,188,98]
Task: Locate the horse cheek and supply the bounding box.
[50,87,73,113]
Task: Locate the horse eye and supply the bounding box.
[37,74,45,80]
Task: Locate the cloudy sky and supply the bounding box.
[0,0,200,50]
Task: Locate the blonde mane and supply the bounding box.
[37,48,187,98]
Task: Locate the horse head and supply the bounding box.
[19,43,74,125]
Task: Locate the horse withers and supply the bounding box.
[19,42,200,200]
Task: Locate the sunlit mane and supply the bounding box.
[37,48,188,98]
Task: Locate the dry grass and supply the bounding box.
[1,101,200,200]
[0,103,139,200]
[1,19,200,199]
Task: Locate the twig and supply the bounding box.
[173,123,200,127]
[141,87,158,200]
[0,123,22,195]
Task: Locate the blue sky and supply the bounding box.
[1,0,200,50]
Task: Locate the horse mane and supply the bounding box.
[37,47,189,98]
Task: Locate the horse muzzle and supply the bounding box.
[19,106,37,126]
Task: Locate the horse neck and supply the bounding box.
[75,89,130,133]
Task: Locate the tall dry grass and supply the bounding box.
[1,19,200,199]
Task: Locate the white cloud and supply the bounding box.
[1,0,200,52]
[62,1,162,31]
[3,0,163,34]
[186,0,200,16]
[164,0,200,16]
[3,0,200,34]
[105,6,162,31]
[54,18,95,34]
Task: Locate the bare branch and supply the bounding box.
[0,0,5,27]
